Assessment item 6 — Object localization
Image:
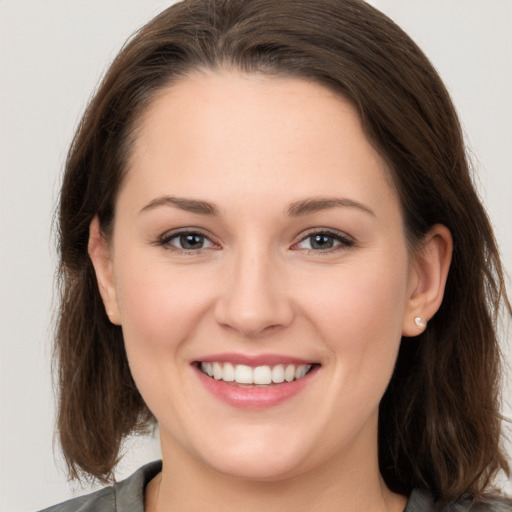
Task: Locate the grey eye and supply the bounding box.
[308,234,336,250]
[293,230,354,252]
[296,233,342,250]
[178,233,206,249]
[165,232,215,250]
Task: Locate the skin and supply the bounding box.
[89,71,452,512]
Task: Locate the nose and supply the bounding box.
[214,248,294,338]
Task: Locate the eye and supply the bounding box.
[292,230,354,252]
[159,231,217,252]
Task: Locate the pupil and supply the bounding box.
[180,234,203,249]
[311,234,333,249]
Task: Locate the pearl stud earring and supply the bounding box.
[414,316,425,328]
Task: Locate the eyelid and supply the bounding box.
[155,228,221,252]
[152,227,354,253]
[291,228,355,251]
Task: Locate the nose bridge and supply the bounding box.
[214,242,293,337]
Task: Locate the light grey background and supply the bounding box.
[0,1,510,511]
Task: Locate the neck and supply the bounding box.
[146,431,406,512]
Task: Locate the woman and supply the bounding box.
[42,0,511,510]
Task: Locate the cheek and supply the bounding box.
[115,259,216,352]
[113,258,219,423]
[300,256,408,390]
[304,257,407,334]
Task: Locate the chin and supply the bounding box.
[187,429,316,482]
[207,452,310,482]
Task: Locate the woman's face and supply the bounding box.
[95,71,422,481]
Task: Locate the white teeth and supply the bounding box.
[253,366,272,385]
[235,364,253,384]
[271,364,285,383]
[222,362,235,382]
[284,364,295,382]
[199,362,313,384]
[213,362,223,380]
[203,362,214,377]
[295,365,308,379]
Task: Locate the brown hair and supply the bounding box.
[55,0,511,503]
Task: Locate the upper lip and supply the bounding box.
[192,353,318,367]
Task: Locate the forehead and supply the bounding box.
[122,70,399,218]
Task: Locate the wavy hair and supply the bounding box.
[54,0,510,503]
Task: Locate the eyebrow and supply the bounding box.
[138,195,375,218]
[287,198,375,217]
[139,196,220,216]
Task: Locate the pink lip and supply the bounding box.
[193,352,314,366]
[192,360,319,410]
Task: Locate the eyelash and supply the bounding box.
[154,228,354,254]
[156,230,219,254]
[291,229,355,253]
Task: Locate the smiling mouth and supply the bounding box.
[197,362,318,386]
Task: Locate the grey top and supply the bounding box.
[38,460,511,511]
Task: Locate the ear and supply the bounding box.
[402,224,452,337]
[88,216,121,325]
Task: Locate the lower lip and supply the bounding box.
[193,366,318,410]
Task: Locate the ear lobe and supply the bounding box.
[402,224,452,337]
[88,216,121,325]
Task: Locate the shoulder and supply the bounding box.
[407,489,512,512]
[37,460,162,512]
[453,495,512,512]
[37,486,114,512]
